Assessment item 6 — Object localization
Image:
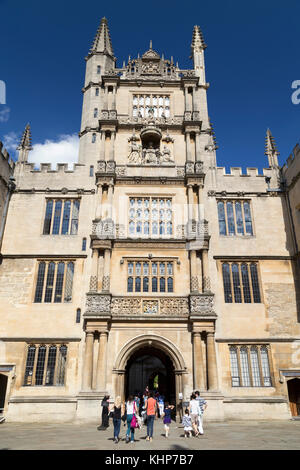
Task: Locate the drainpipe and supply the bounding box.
[0,176,16,258]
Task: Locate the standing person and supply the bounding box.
[182,409,193,438]
[157,393,165,418]
[195,390,207,435]
[110,396,124,443]
[125,395,138,443]
[98,395,110,430]
[161,402,174,438]
[145,391,157,442]
[188,393,200,437]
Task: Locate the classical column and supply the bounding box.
[202,249,210,292]
[107,184,114,219]
[96,331,108,391]
[100,131,105,161]
[109,131,116,161]
[82,331,94,391]
[184,87,189,112]
[89,248,98,292]
[197,184,204,222]
[192,87,197,113]
[195,131,201,161]
[95,184,103,220]
[193,332,205,390]
[103,85,108,109]
[112,86,117,110]
[186,132,192,162]
[206,332,219,391]
[102,248,111,292]
[190,250,198,292]
[187,184,194,221]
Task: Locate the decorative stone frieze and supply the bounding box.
[186,220,209,240]
[106,161,116,173]
[85,293,111,315]
[100,110,117,120]
[111,297,189,316]
[102,275,110,291]
[92,219,115,239]
[89,276,97,292]
[190,294,216,316]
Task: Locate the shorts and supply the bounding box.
[191,414,198,424]
[184,426,193,432]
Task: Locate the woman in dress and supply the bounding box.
[161,402,174,438]
[98,395,110,430]
[188,393,200,436]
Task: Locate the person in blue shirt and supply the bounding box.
[161,402,175,438]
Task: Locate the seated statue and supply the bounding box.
[161,145,173,163]
[143,142,159,164]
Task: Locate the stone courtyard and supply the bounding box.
[0,419,299,450]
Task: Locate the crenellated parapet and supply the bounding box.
[214,166,278,193]
[282,142,300,188]
[0,141,15,182]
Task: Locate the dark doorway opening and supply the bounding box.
[287,378,300,416]
[0,374,8,414]
[125,346,175,404]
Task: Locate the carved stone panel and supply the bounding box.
[190,294,216,316]
[85,294,111,314]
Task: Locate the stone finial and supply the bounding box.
[90,17,114,57]
[17,123,33,162]
[265,128,279,168]
[191,25,207,54]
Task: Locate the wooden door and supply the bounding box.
[287,378,300,416]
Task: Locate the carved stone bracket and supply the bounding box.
[97,161,116,174]
[111,297,189,316]
[190,294,216,317]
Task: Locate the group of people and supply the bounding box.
[98,388,207,444]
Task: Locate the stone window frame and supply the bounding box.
[228,344,273,388]
[128,195,174,239]
[220,261,263,304]
[126,258,175,294]
[33,259,75,304]
[131,93,171,118]
[23,343,68,387]
[42,197,81,236]
[217,199,254,237]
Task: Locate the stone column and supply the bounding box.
[193,332,205,390]
[112,86,117,110]
[197,184,204,222]
[96,331,108,391]
[186,132,192,162]
[95,184,103,220]
[82,331,94,391]
[184,87,189,112]
[100,131,105,161]
[192,87,197,113]
[102,248,111,292]
[206,331,219,391]
[202,249,210,292]
[89,249,98,292]
[195,132,201,161]
[118,372,125,401]
[187,184,194,221]
[107,184,114,219]
[190,250,198,293]
[109,131,116,162]
[103,85,108,109]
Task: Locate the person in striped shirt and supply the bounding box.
[195,390,207,435]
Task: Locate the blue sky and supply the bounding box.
[0,0,299,171]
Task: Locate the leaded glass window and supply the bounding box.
[24,344,68,387]
[217,200,254,237]
[222,262,261,303]
[132,94,170,118]
[127,260,174,293]
[128,197,173,237]
[229,345,272,387]
[34,261,75,303]
[43,199,80,235]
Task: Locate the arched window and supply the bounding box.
[250,347,261,386]
[43,200,53,234]
[152,277,158,292]
[143,277,149,292]
[167,277,173,292]
[94,108,98,118]
[24,345,36,386]
[240,347,251,386]
[260,347,272,386]
[89,166,94,177]
[222,263,232,303]
[35,345,47,385]
[54,262,65,303]
[226,202,235,235]
[52,200,62,234]
[34,262,46,303]
[217,201,226,235]
[64,262,74,302]
[92,133,96,143]
[82,238,87,251]
[243,202,253,235]
[235,202,244,235]
[45,346,57,386]
[44,262,55,302]
[61,200,71,235]
[56,345,67,386]
[250,264,261,303]
[229,346,240,386]
[160,277,166,292]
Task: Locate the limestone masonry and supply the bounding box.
[0,18,299,422]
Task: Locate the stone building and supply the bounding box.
[0,140,15,257]
[0,18,299,422]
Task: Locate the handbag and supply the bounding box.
[130,414,139,429]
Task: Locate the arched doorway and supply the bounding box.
[287,378,300,416]
[125,346,175,403]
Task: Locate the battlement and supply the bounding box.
[21,162,85,173]
[216,167,273,178]
[0,140,16,173]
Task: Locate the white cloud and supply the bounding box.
[28,134,79,169]
[0,106,10,122]
[2,131,19,153]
